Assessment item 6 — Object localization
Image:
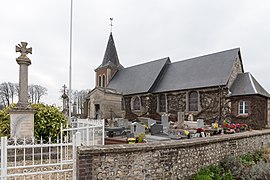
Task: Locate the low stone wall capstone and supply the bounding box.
[77,130,270,180]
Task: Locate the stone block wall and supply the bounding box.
[77,130,270,180]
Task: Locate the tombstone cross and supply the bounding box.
[16,42,32,58]
[62,84,67,94]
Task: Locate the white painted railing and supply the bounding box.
[0,118,104,179]
[0,133,81,180]
[65,119,105,146]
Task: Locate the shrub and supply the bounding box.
[220,156,244,178]
[222,171,233,180]
[0,104,16,137]
[0,104,68,141]
[240,153,255,166]
[192,165,232,180]
[192,174,212,180]
[247,161,270,180]
[32,104,68,141]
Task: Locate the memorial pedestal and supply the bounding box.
[10,108,35,138]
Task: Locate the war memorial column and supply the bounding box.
[10,42,35,138]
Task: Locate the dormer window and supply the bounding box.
[239,100,248,115]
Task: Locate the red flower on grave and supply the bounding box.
[230,123,236,129]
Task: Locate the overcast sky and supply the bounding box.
[1,0,270,107]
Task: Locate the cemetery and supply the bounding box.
[0,16,269,180]
[103,113,250,145]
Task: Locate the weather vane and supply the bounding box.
[110,18,113,32]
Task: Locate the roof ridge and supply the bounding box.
[120,57,170,70]
[248,72,258,94]
[172,48,240,64]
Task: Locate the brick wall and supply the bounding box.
[77,129,270,179]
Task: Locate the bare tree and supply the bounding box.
[8,82,17,103]
[0,94,6,107]
[0,82,10,106]
[35,85,47,103]
[28,84,47,104]
[0,82,19,107]
[77,90,89,114]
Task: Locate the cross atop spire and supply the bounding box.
[110,18,113,33]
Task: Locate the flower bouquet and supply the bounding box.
[240,124,248,132]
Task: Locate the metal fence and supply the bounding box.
[66,119,105,146]
[0,134,80,180]
[0,119,104,179]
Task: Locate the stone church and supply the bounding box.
[85,32,270,129]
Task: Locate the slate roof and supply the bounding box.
[107,57,171,95]
[153,48,241,93]
[97,33,123,70]
[230,72,270,98]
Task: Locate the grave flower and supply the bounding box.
[227,129,235,134]
[213,122,219,129]
[230,123,236,129]
[240,124,248,131]
[222,123,230,130]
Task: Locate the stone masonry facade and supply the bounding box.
[77,129,270,179]
[124,87,231,124]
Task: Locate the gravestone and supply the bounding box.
[115,118,129,128]
[161,114,169,133]
[197,119,204,128]
[10,42,35,138]
[147,118,156,129]
[150,123,163,135]
[126,133,134,138]
[177,112,185,128]
[161,114,169,127]
[188,114,194,121]
[130,122,145,137]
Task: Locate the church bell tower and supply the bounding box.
[95,32,123,88]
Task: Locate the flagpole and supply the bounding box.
[68,0,73,124]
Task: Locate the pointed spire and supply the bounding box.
[97,33,123,70]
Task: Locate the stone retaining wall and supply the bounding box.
[77,130,270,180]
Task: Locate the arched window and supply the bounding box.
[121,97,125,111]
[189,91,198,111]
[133,96,141,110]
[98,76,102,87]
[102,75,106,87]
[159,94,166,112]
